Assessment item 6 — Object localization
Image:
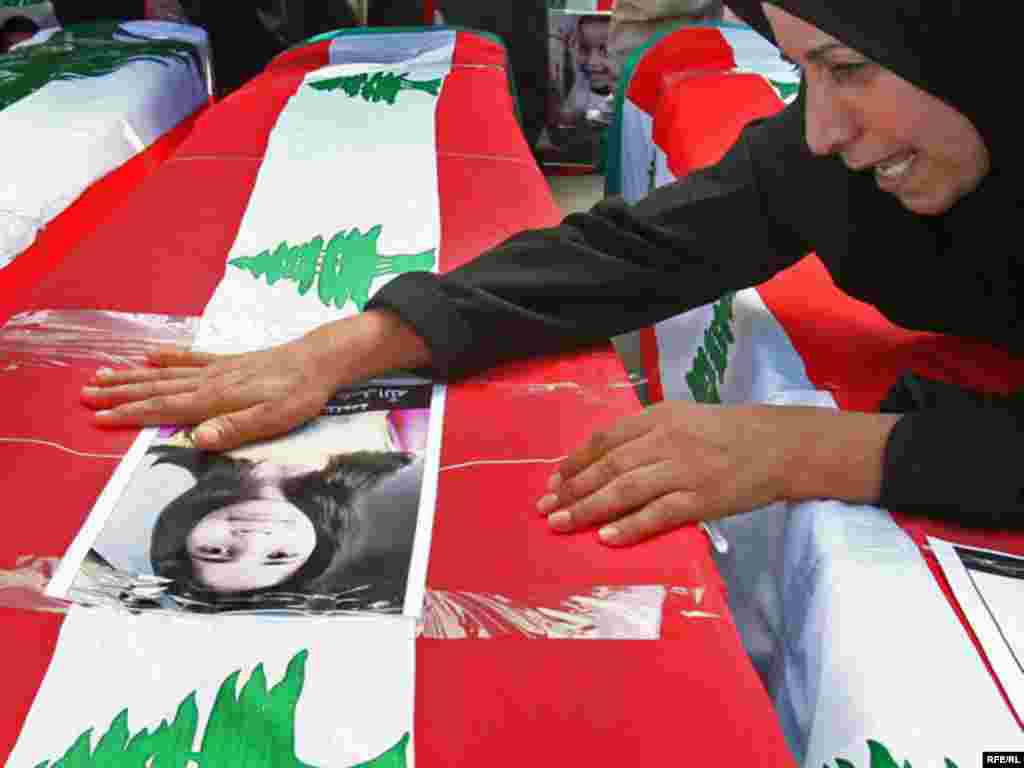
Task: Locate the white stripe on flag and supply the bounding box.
[195,31,456,353]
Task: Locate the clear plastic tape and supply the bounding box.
[420,585,719,639]
[1,562,720,635]
[0,309,199,369]
[0,556,71,614]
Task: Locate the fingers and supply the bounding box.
[596,492,701,546]
[89,365,205,386]
[145,345,227,367]
[80,378,199,409]
[538,434,661,517]
[551,410,656,491]
[91,388,226,428]
[191,398,323,452]
[545,460,680,533]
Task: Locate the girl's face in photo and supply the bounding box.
[185,499,317,593]
[763,3,990,215]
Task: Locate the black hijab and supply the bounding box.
[724,1,1020,356]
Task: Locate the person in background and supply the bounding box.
[50,0,186,26]
[50,0,145,26]
[608,0,725,78]
[0,16,39,52]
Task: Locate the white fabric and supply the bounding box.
[0,22,210,267]
[653,292,1024,764]
[195,30,456,353]
[619,98,655,202]
[9,607,416,767]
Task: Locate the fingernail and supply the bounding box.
[81,386,99,396]
[192,425,218,446]
[547,473,562,492]
[536,494,559,515]
[95,367,113,379]
[598,526,620,544]
[548,511,572,531]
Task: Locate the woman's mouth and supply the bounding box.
[875,151,918,188]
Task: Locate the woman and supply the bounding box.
[82,1,1021,540]
[145,446,419,611]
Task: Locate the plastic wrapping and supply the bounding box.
[0,556,70,614]
[0,309,198,369]
[420,585,719,639]
[1,564,720,638]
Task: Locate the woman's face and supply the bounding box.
[763,3,990,215]
[186,499,317,593]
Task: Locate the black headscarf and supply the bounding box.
[723,0,1020,356]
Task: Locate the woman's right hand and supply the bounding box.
[80,309,431,451]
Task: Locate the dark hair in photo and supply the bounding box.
[147,446,413,608]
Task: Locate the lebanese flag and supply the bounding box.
[1,28,794,768]
[0,21,212,268]
[606,22,798,202]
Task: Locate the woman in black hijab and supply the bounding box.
[84,2,1021,536]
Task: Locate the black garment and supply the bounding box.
[365,0,551,149]
[366,0,424,27]
[194,2,285,95]
[367,4,1022,527]
[52,0,145,25]
[438,0,550,149]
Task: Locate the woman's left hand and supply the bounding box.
[535,401,897,546]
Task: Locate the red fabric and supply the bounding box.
[0,610,64,753]
[0,108,204,326]
[417,635,782,766]
[625,27,736,116]
[655,72,783,179]
[0,32,793,766]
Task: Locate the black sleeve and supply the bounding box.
[367,96,813,379]
[879,376,1024,529]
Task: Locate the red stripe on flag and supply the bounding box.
[265,39,333,73]
[656,72,782,178]
[625,27,736,116]
[0,108,205,326]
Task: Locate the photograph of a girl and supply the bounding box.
[70,388,434,615]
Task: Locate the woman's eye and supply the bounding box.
[266,551,293,561]
[829,61,871,84]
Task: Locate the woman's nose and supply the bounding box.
[803,78,857,156]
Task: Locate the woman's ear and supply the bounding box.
[320,451,414,494]
[149,445,244,479]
